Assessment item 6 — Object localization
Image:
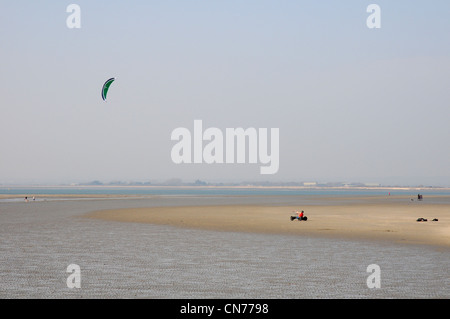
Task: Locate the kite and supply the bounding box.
[101,77,116,101]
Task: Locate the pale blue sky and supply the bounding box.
[1,1,449,185]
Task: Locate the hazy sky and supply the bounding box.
[1,1,449,185]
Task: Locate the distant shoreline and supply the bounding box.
[1,185,450,201]
[2,184,449,191]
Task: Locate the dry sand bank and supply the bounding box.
[86,196,450,248]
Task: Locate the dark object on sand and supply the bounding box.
[416,218,427,222]
[432,218,439,222]
[290,216,307,221]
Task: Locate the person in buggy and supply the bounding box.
[290,210,307,221]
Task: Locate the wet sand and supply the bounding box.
[87,196,450,248]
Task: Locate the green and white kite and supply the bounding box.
[101,77,116,101]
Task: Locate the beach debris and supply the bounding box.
[416,218,439,222]
[101,77,116,101]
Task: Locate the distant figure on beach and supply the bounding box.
[24,196,28,202]
[290,210,307,221]
[418,194,423,201]
[32,196,35,201]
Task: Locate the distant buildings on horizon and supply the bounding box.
[1,179,445,188]
[64,179,444,189]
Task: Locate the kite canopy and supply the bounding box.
[101,77,116,101]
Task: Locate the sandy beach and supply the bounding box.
[1,193,449,298]
[87,195,450,248]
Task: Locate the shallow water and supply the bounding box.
[0,197,448,298]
